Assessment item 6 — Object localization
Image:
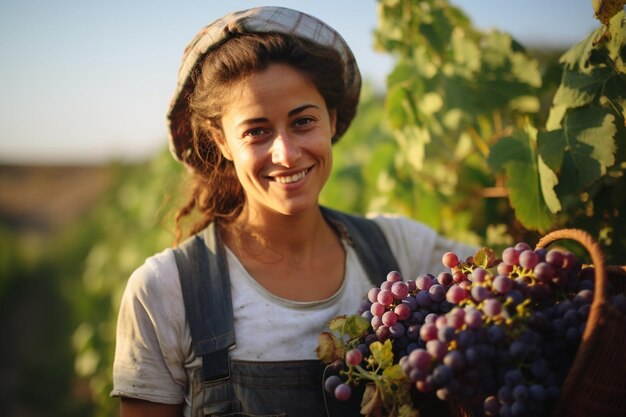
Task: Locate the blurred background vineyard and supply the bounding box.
[1,0,624,416]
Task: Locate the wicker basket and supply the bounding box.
[535,229,626,417]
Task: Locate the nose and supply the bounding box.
[271,131,301,167]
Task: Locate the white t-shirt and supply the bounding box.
[111,214,474,413]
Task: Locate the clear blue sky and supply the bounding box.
[0,0,601,164]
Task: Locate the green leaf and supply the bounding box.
[560,27,604,71]
[329,316,347,334]
[507,160,554,232]
[538,155,562,214]
[382,364,407,382]
[369,340,394,369]
[553,67,613,108]
[543,106,617,194]
[537,129,565,172]
[498,126,555,232]
[343,315,371,339]
[488,136,528,171]
[473,247,497,268]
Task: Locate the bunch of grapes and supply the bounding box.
[322,242,624,417]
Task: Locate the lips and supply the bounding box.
[271,167,311,184]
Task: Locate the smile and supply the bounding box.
[272,168,310,184]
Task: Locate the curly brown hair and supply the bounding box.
[174,32,352,243]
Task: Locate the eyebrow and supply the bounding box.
[237,104,320,126]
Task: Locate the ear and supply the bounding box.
[207,122,233,161]
[329,108,337,139]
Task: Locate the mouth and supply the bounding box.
[270,167,311,184]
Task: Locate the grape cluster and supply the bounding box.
[323,242,621,416]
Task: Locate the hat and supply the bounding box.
[166,6,362,166]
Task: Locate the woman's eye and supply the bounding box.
[244,127,267,138]
[294,117,315,127]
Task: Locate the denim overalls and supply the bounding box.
[172,207,399,417]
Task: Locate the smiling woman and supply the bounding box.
[110,6,474,417]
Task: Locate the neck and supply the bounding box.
[226,205,336,265]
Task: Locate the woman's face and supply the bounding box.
[217,63,337,218]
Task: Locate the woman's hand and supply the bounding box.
[120,397,183,417]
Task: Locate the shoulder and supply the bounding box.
[125,248,180,302]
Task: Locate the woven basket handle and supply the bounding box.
[535,228,607,304]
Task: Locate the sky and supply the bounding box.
[0,0,601,165]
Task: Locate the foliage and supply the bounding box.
[371,0,625,263]
[70,153,187,417]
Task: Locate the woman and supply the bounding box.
[111,6,473,417]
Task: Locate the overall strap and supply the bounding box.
[321,206,400,286]
[172,222,235,382]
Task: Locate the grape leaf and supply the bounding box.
[491,126,554,232]
[538,155,562,214]
[473,247,497,268]
[360,383,384,417]
[538,106,617,195]
[315,332,344,364]
[382,364,407,381]
[344,315,371,339]
[488,136,527,171]
[329,316,347,334]
[553,67,613,108]
[369,340,394,369]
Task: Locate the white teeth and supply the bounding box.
[274,169,308,184]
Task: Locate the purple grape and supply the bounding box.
[367,287,381,303]
[334,383,351,401]
[545,249,564,267]
[471,267,488,283]
[442,252,459,268]
[446,284,469,303]
[519,250,539,269]
[437,272,453,286]
[408,348,432,371]
[502,247,520,266]
[370,301,385,317]
[428,284,446,302]
[471,285,491,302]
[493,275,513,294]
[415,290,433,307]
[391,281,409,299]
[464,308,483,329]
[382,311,398,326]
[420,323,438,341]
[416,274,434,291]
[377,289,394,306]
[432,364,453,385]
[497,262,514,276]
[386,270,403,282]
[401,296,418,311]
[375,325,390,341]
[426,340,447,360]
[389,322,406,338]
[394,303,411,321]
[483,299,502,318]
[407,324,420,340]
[484,395,500,416]
[324,375,342,394]
[533,262,555,282]
[443,350,465,372]
[345,348,363,366]
[514,242,531,252]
